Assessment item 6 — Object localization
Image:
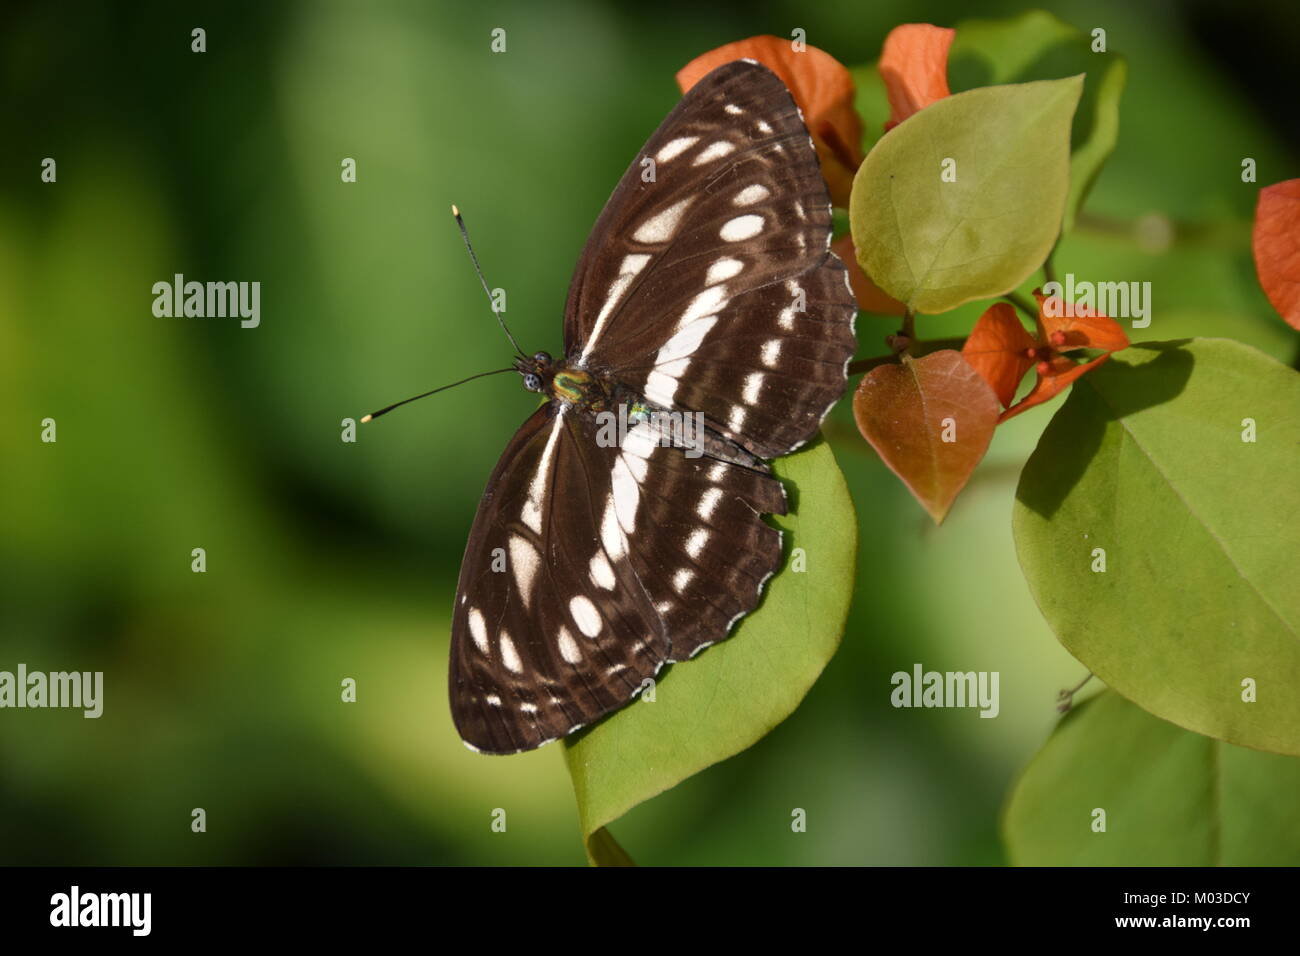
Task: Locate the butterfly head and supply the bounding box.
[515,351,555,394]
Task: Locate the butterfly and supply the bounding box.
[445,59,857,753]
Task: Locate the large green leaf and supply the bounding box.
[563,439,856,864]
[948,10,1127,233]
[850,77,1081,314]
[1004,691,1300,865]
[1014,339,1300,755]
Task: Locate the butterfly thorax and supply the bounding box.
[549,367,602,407]
[518,351,618,414]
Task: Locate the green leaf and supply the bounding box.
[849,77,1082,314]
[849,63,890,156]
[1004,690,1300,865]
[563,438,856,864]
[1014,339,1300,756]
[948,10,1127,233]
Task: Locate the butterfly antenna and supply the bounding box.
[452,204,527,358]
[360,367,515,423]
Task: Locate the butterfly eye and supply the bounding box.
[533,351,551,364]
[523,373,542,392]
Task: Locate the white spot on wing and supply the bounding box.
[656,316,717,365]
[728,405,748,433]
[686,528,708,559]
[579,273,636,363]
[720,215,764,242]
[656,136,699,163]
[468,608,488,653]
[697,488,722,519]
[522,412,565,532]
[509,535,539,608]
[762,339,781,367]
[724,103,743,115]
[742,372,763,404]
[679,285,729,328]
[633,197,693,244]
[622,423,659,460]
[611,457,640,533]
[578,249,654,362]
[694,140,736,164]
[569,595,602,637]
[499,632,523,673]
[733,184,770,206]
[558,626,582,663]
[673,568,694,592]
[589,552,616,590]
[647,369,686,405]
[601,503,626,559]
[706,258,744,285]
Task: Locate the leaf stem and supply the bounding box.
[1006,291,1039,323]
[1056,671,1095,713]
[846,337,968,375]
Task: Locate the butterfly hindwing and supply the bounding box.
[564,412,788,664]
[449,406,671,754]
[449,404,787,753]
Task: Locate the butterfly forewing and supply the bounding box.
[562,59,857,458]
[449,59,858,753]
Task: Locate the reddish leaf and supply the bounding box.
[879,23,954,129]
[853,350,999,523]
[832,234,905,315]
[678,36,864,206]
[1252,178,1300,329]
[962,302,1036,407]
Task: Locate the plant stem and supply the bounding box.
[1056,671,1095,713]
[1006,291,1038,323]
[846,337,968,375]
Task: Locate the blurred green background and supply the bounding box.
[2,0,1297,865]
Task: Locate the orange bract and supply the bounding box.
[1252,179,1300,330]
[963,293,1130,423]
[879,23,954,129]
[961,302,1035,407]
[678,36,864,206]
